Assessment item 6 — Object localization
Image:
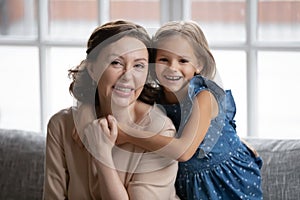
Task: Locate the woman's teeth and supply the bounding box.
[114,86,132,93]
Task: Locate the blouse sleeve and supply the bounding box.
[43,116,69,200]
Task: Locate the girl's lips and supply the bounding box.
[164,75,182,81]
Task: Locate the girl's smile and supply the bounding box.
[155,35,200,94]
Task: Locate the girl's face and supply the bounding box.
[155,35,201,93]
[91,36,149,108]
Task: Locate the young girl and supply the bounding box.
[118,21,263,200]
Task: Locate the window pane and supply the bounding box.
[0,46,40,132]
[191,0,246,43]
[110,0,160,35]
[45,47,85,126]
[213,50,247,137]
[0,0,37,38]
[258,52,300,139]
[49,0,97,40]
[258,0,300,42]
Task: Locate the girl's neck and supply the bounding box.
[162,84,189,104]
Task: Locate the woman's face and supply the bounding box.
[155,35,200,93]
[92,36,149,108]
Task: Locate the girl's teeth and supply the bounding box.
[166,76,180,80]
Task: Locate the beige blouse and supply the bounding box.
[43,107,179,200]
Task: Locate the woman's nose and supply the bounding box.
[120,67,133,81]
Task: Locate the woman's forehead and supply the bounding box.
[106,37,147,55]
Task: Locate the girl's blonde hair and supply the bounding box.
[152,20,216,79]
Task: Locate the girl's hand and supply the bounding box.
[116,125,129,145]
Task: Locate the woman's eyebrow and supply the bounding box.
[108,53,122,59]
[134,58,148,62]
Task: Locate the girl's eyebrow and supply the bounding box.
[157,51,192,60]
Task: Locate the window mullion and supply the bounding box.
[182,0,191,20]
[98,0,110,25]
[246,0,258,137]
[37,0,49,134]
[160,0,170,24]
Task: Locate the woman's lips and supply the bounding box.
[113,85,134,97]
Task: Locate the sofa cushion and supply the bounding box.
[0,129,45,200]
[245,138,300,200]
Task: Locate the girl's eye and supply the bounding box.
[179,59,189,63]
[158,58,168,62]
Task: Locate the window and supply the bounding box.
[1,0,299,139]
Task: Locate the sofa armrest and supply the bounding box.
[244,138,300,200]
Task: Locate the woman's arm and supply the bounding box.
[43,118,69,199]
[83,116,129,200]
[118,90,215,161]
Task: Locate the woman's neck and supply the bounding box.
[98,97,143,125]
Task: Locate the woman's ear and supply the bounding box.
[86,62,97,82]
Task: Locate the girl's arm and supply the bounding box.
[118,90,215,161]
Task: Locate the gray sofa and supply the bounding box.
[0,128,300,200]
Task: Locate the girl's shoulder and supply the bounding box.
[189,75,225,102]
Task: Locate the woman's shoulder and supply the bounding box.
[48,107,75,131]
[49,107,73,122]
[136,101,176,136]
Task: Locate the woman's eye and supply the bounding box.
[134,63,146,70]
[111,60,123,67]
[135,63,144,68]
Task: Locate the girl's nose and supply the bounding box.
[169,60,180,71]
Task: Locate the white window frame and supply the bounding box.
[1,0,299,135]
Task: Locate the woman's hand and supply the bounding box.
[82,115,118,165]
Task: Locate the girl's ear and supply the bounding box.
[195,65,203,75]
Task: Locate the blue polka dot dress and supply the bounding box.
[159,75,263,200]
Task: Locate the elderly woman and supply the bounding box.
[43,20,179,200]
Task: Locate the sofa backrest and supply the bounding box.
[0,129,45,200]
[245,138,300,200]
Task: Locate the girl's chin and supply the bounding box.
[162,84,183,93]
[163,82,189,93]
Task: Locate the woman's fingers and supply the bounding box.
[107,115,118,138]
[98,118,110,135]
